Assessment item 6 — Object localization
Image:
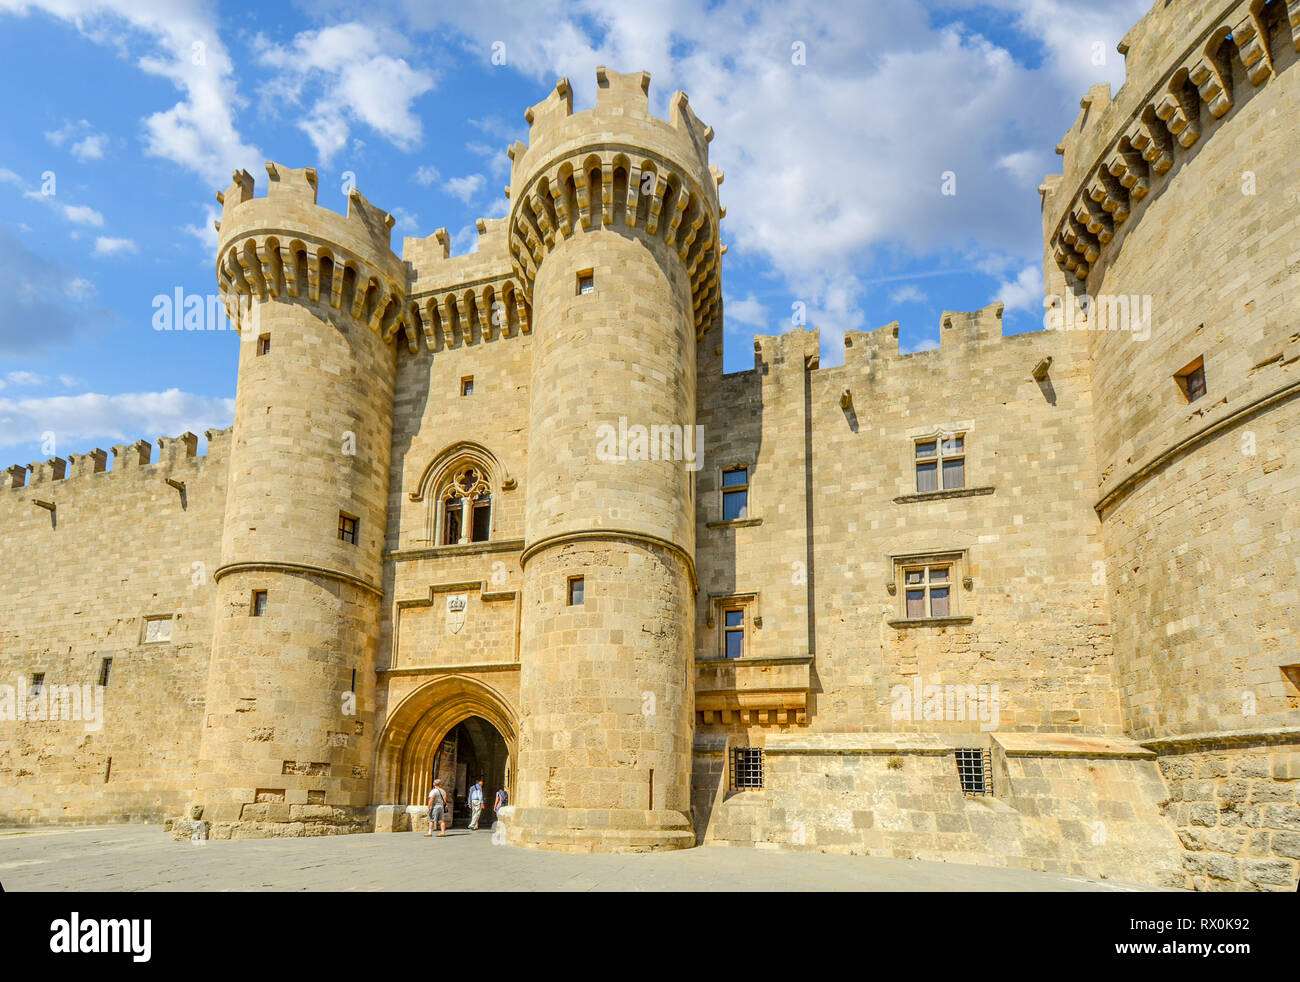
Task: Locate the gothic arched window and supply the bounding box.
[440,466,492,545]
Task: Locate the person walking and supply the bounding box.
[467,778,485,830]
[425,779,448,837]
[494,785,508,815]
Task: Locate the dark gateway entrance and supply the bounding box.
[432,715,510,828]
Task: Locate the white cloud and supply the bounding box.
[255,23,435,164]
[45,120,109,161]
[413,165,441,186]
[0,168,21,186]
[890,284,928,305]
[22,190,105,227]
[902,337,940,354]
[1,1,263,188]
[0,389,235,451]
[723,293,768,333]
[94,236,138,256]
[391,207,420,233]
[467,141,511,180]
[383,0,1139,362]
[182,204,220,256]
[444,174,485,204]
[993,265,1044,314]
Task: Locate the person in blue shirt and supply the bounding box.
[467,778,485,830]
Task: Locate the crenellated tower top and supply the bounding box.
[214,163,414,348]
[504,67,725,338]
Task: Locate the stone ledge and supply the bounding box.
[763,732,985,756]
[994,732,1156,759]
[1138,727,1300,753]
[705,517,763,530]
[892,486,995,505]
[886,616,974,629]
[385,538,524,561]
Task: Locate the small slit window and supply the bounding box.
[731,748,764,789]
[99,658,113,688]
[1175,356,1206,403]
[577,271,594,295]
[338,512,358,545]
[568,576,585,606]
[461,376,474,397]
[256,334,270,356]
[251,590,268,617]
[30,673,44,696]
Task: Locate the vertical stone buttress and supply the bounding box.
[505,69,723,850]
[188,165,405,837]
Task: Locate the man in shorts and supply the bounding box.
[425,778,448,837]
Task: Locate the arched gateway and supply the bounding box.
[374,676,517,816]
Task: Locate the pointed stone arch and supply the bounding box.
[373,674,519,807]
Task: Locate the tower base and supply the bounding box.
[503,806,696,853]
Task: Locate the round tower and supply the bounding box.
[504,68,723,851]
[188,164,406,837]
[1042,0,1300,748]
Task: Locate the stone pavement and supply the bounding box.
[0,825,1177,891]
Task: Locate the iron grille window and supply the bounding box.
[100,658,112,688]
[955,748,991,796]
[731,747,764,789]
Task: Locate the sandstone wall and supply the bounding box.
[0,431,229,825]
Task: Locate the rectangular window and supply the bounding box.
[723,608,745,659]
[731,748,764,790]
[902,564,953,619]
[338,512,358,544]
[916,435,964,492]
[721,467,749,521]
[257,334,271,356]
[1176,356,1206,403]
[471,498,491,542]
[461,376,474,397]
[568,576,585,606]
[30,673,44,696]
[444,499,463,545]
[577,271,594,295]
[143,617,174,643]
[251,590,268,617]
[955,748,991,796]
[100,658,113,688]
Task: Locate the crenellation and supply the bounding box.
[3,2,1295,888]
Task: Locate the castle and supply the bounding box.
[1,0,1297,891]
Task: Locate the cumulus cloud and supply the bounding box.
[0,0,262,188]
[723,293,768,333]
[45,119,109,161]
[255,23,436,164]
[413,165,441,186]
[444,174,485,204]
[0,388,236,451]
[993,265,1044,314]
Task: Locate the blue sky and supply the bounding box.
[0,0,1150,466]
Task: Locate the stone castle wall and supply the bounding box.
[0,431,229,825]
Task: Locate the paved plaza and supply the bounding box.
[0,824,1171,891]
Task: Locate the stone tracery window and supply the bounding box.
[440,466,492,545]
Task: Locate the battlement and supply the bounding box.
[1042,0,1299,285]
[505,68,724,339]
[2,428,231,493]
